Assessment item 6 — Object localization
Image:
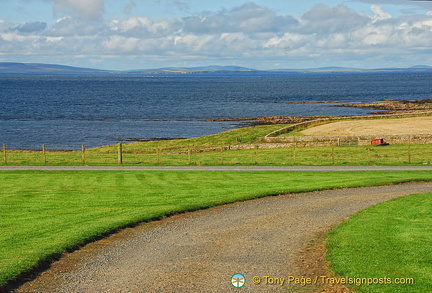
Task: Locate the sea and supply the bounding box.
[1,72,431,150]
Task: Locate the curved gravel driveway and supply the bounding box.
[13,182,432,293]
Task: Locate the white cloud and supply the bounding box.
[109,17,172,37]
[182,3,297,34]
[104,35,140,52]
[1,32,28,42]
[371,4,392,23]
[360,26,393,45]
[110,17,153,32]
[50,16,106,36]
[14,21,47,33]
[46,36,63,42]
[50,0,105,19]
[298,4,369,34]
[356,0,432,9]
[264,33,307,50]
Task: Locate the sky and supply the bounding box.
[0,0,432,70]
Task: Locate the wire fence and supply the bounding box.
[2,142,432,166]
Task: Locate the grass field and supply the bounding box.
[3,118,432,166]
[327,193,432,293]
[2,171,432,289]
[3,143,432,166]
[1,124,287,165]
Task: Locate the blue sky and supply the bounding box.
[1,0,432,70]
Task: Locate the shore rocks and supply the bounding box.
[207,99,432,125]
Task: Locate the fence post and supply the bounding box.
[408,136,412,164]
[42,144,47,164]
[293,141,297,165]
[254,145,258,165]
[331,145,335,165]
[188,149,191,165]
[220,146,224,165]
[367,147,371,165]
[118,143,123,165]
[2,144,6,165]
[81,144,86,164]
[156,148,160,164]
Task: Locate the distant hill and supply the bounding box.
[272,66,361,72]
[1,62,432,75]
[273,66,432,73]
[410,65,432,69]
[0,62,110,74]
[132,65,255,74]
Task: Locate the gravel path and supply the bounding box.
[13,182,432,293]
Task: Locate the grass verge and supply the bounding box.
[327,193,432,293]
[3,144,432,166]
[2,119,432,166]
[1,171,432,289]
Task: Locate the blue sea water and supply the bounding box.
[1,72,431,150]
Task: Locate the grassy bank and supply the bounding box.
[3,123,284,153]
[1,123,287,165]
[327,193,432,292]
[3,116,432,166]
[3,143,432,166]
[2,170,432,289]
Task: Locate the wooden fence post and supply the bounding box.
[408,136,412,164]
[331,145,335,165]
[220,146,224,165]
[81,144,86,164]
[118,143,123,165]
[367,147,371,165]
[188,149,191,165]
[2,144,6,165]
[42,144,47,164]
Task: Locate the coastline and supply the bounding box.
[207,99,432,126]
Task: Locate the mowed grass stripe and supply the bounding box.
[327,193,432,293]
[1,171,432,288]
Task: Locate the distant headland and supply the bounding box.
[1,62,432,75]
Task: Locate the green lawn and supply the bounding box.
[327,193,432,293]
[1,171,432,289]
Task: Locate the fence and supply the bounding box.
[264,133,432,146]
[2,141,432,166]
[4,113,432,166]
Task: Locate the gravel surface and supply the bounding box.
[12,182,432,293]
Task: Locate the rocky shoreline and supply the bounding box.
[336,99,432,114]
[207,115,335,125]
[207,99,432,125]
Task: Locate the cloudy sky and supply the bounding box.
[1,0,432,70]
